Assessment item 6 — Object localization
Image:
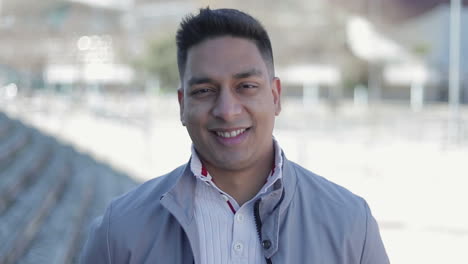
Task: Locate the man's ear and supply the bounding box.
[272,77,282,116]
[177,87,186,126]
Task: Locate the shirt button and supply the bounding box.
[236,213,244,222]
[234,242,243,252]
[262,240,272,250]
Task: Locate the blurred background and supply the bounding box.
[0,0,467,263]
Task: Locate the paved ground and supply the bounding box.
[3,94,468,263]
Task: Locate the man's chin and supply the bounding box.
[208,156,251,172]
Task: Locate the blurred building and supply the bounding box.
[0,0,194,95]
[384,4,468,104]
[0,0,466,106]
[337,0,468,105]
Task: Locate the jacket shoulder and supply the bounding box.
[109,163,187,220]
[287,161,389,263]
[277,160,389,263]
[289,160,365,210]
[80,163,191,263]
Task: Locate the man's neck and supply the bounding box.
[206,152,274,206]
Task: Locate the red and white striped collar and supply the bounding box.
[190,138,283,195]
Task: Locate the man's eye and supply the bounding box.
[191,88,213,96]
[240,83,258,89]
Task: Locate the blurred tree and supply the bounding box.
[134,34,179,92]
[412,43,430,59]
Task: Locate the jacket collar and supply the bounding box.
[279,152,298,214]
[161,152,297,220]
[160,160,196,226]
[160,152,298,261]
[257,151,298,259]
[159,160,201,263]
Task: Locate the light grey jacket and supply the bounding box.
[81,155,389,264]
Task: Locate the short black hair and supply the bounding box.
[176,7,275,80]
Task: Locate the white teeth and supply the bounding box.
[216,129,246,138]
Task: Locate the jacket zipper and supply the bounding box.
[254,199,273,264]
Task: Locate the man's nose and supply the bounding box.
[212,89,242,122]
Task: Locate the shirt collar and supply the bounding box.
[189,138,283,194]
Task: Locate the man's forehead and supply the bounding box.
[183,37,268,81]
[187,37,263,61]
[191,36,258,51]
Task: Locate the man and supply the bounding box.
[81,7,389,264]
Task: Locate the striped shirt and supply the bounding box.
[190,139,283,264]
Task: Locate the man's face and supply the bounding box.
[178,36,281,173]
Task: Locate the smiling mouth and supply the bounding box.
[214,128,249,138]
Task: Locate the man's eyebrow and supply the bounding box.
[187,69,263,87]
[233,68,263,79]
[187,76,216,87]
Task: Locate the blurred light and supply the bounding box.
[67,0,132,10]
[384,63,430,85]
[3,83,18,99]
[280,64,341,85]
[347,16,406,62]
[77,36,91,51]
[82,63,134,84]
[44,63,134,84]
[45,65,80,84]
[77,35,114,64]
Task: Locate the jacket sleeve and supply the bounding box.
[80,212,111,264]
[360,201,390,264]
